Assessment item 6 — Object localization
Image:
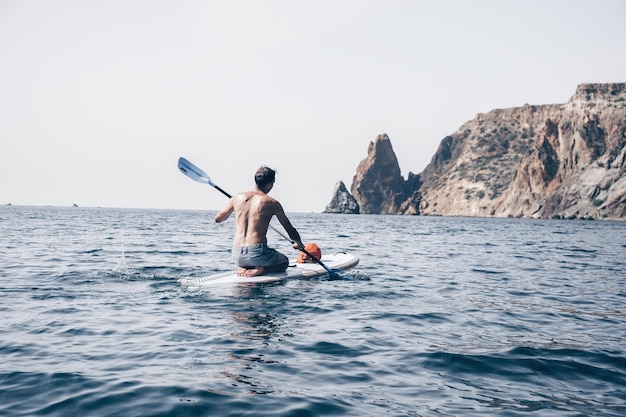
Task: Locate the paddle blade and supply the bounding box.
[178,157,215,186]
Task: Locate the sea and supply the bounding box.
[1,205,625,417]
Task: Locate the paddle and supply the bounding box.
[178,157,340,277]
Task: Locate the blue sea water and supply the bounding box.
[1,205,625,417]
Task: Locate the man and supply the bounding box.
[214,166,305,277]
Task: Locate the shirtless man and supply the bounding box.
[214,166,304,277]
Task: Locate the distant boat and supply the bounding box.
[72,203,79,207]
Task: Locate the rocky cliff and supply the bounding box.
[325,83,626,220]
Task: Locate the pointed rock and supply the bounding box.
[350,134,407,214]
[323,181,359,214]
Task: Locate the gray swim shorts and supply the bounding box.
[232,243,289,268]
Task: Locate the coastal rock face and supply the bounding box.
[323,181,360,213]
[325,83,626,220]
[350,134,421,214]
[418,83,626,220]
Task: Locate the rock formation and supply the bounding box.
[327,134,421,215]
[324,181,360,214]
[349,134,422,214]
[325,83,626,220]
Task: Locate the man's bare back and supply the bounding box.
[230,191,276,247]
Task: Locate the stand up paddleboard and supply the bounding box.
[180,252,359,287]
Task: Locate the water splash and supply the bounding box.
[325,269,370,281]
[112,243,131,276]
[345,270,370,281]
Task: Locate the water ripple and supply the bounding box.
[1,207,625,416]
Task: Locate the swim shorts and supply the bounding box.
[232,243,289,268]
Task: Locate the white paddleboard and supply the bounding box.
[180,252,359,287]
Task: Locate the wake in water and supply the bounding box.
[324,269,370,281]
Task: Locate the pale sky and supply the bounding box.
[1,0,625,212]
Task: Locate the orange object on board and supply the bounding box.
[296,243,322,263]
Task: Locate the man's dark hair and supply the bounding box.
[255,166,276,188]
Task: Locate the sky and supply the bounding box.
[1,0,625,213]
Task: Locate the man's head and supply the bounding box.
[255,166,276,191]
